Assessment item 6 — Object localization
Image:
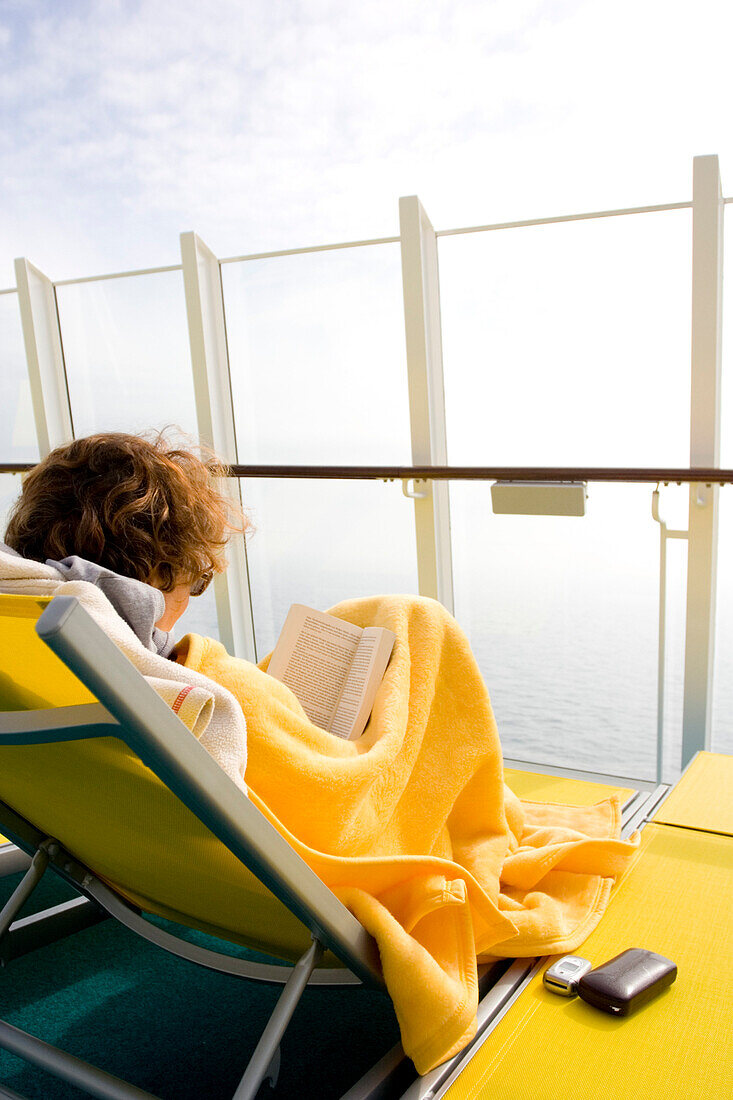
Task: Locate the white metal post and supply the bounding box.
[681,155,724,765]
[14,258,73,455]
[180,231,257,661]
[399,196,454,611]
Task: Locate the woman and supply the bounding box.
[3,431,248,653]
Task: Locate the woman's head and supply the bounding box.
[4,431,250,595]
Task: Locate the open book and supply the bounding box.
[266,604,396,740]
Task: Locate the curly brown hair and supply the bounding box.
[4,431,251,591]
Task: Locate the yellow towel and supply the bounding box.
[175,594,638,1073]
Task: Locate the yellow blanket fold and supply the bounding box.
[176,594,638,1074]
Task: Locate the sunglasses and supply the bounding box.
[189,570,213,597]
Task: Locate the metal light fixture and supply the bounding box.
[490,481,588,516]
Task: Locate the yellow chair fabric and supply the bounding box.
[653,751,733,836]
[0,594,318,961]
[445,822,733,1100]
[0,595,95,709]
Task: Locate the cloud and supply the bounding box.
[1,0,732,284]
[0,0,565,276]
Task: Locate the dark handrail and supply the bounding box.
[2,462,733,483]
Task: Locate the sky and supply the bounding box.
[2,0,733,285]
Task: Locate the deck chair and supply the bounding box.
[0,593,384,1100]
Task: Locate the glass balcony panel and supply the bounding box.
[56,273,197,439]
[0,474,24,542]
[712,205,732,753]
[440,210,691,467]
[44,273,217,639]
[0,293,39,463]
[712,490,733,754]
[450,482,684,781]
[223,244,411,464]
[719,207,733,468]
[657,507,688,782]
[172,584,220,644]
[242,478,418,657]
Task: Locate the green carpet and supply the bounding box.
[0,867,401,1099]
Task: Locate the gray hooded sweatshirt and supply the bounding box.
[0,543,175,658]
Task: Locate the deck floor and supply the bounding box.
[0,868,400,1099]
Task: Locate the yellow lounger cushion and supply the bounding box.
[445,821,733,1100]
[653,750,733,836]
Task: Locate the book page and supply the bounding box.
[330,627,396,740]
[266,604,363,731]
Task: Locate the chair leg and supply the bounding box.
[0,839,106,966]
[0,1019,160,1100]
[0,896,106,966]
[263,1045,280,1089]
[231,938,324,1100]
[0,845,53,939]
[0,844,31,878]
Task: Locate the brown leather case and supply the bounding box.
[577,948,677,1016]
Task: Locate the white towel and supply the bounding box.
[0,546,248,792]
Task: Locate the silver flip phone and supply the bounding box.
[543,955,593,996]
